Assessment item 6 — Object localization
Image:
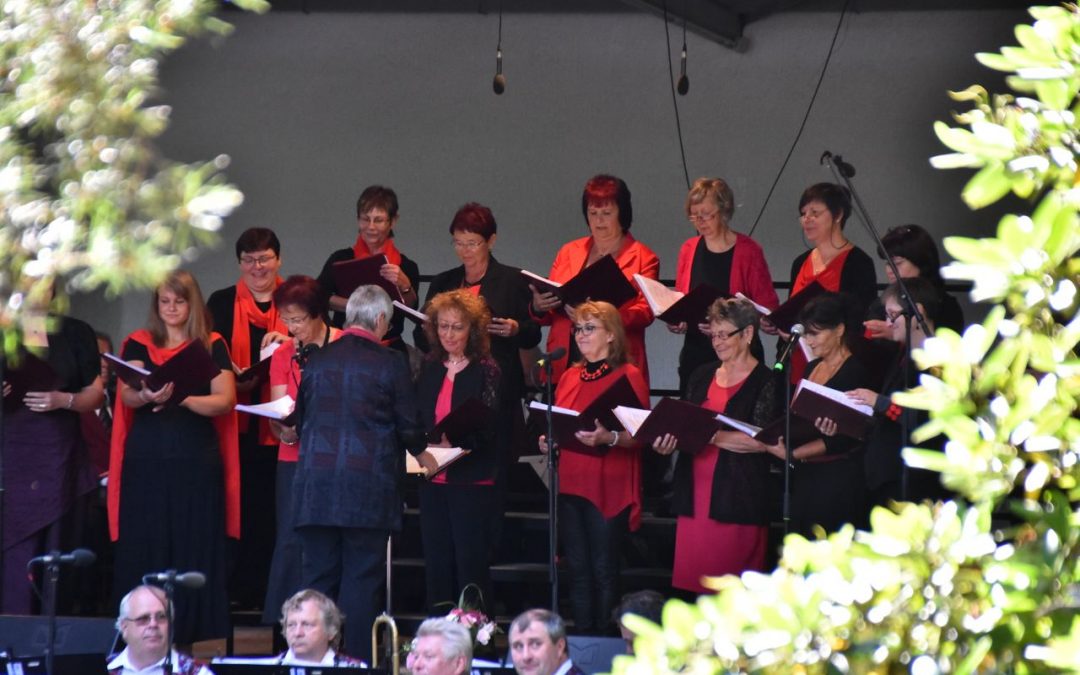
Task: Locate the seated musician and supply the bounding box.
[277,589,365,667]
[108,585,212,675]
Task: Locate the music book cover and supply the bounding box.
[106,340,222,406]
[521,254,637,309]
[428,397,492,444]
[739,281,825,334]
[237,342,281,384]
[3,350,61,412]
[790,378,874,440]
[527,373,640,455]
[235,395,296,426]
[406,446,471,477]
[330,254,403,302]
[733,414,818,448]
[616,397,721,455]
[635,275,723,325]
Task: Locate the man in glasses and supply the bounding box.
[108,585,213,674]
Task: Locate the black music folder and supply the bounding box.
[635,275,723,326]
[104,339,221,406]
[521,255,637,309]
[331,255,403,302]
[527,374,640,456]
[613,397,721,455]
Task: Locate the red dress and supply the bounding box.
[672,378,768,593]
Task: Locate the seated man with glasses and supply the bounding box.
[108,585,213,675]
[276,589,365,666]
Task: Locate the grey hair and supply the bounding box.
[345,284,392,331]
[115,585,171,631]
[415,617,473,664]
[509,609,566,645]
[280,589,344,647]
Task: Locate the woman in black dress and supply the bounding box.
[109,270,238,645]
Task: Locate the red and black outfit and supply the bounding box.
[107,330,239,644]
[532,235,659,386]
[674,233,778,392]
[414,356,502,612]
[670,362,780,593]
[553,361,649,633]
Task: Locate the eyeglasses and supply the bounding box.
[360,215,390,226]
[280,315,312,327]
[885,310,904,323]
[125,612,168,627]
[572,323,600,336]
[437,322,466,332]
[688,210,719,224]
[452,239,485,250]
[710,325,746,340]
[239,254,276,268]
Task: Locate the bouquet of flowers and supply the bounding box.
[446,605,498,646]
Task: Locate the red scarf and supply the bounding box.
[107,330,241,541]
[233,279,286,444]
[788,247,851,383]
[352,236,402,266]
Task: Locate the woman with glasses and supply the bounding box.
[537,301,650,634]
[764,183,876,383]
[763,292,871,537]
[652,298,780,593]
[110,270,238,646]
[317,184,419,353]
[261,275,342,627]
[529,174,660,387]
[415,289,503,613]
[207,226,287,611]
[670,177,779,394]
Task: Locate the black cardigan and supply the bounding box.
[670,361,781,525]
[413,256,541,400]
[415,356,502,483]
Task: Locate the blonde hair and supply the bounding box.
[685,177,735,223]
[146,269,212,349]
[570,300,630,368]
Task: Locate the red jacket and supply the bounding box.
[674,233,779,310]
[534,234,660,385]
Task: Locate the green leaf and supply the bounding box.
[1035,77,1075,109]
[976,52,1018,72]
[962,162,1013,209]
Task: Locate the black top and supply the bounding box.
[801,356,871,457]
[678,241,734,386]
[670,361,781,525]
[207,285,271,435]
[414,356,502,483]
[865,286,965,335]
[789,245,878,318]
[42,315,101,393]
[316,246,420,350]
[413,256,541,400]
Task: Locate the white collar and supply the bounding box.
[552,658,575,675]
[281,647,337,665]
[107,648,183,673]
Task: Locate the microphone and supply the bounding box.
[773,324,805,372]
[536,347,567,367]
[820,151,855,178]
[493,48,505,95]
[142,570,207,589]
[676,45,689,96]
[28,548,96,567]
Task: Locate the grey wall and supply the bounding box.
[72,1,1025,390]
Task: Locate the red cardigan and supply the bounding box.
[674,233,779,310]
[534,234,660,385]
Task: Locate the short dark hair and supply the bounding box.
[878,224,944,287]
[582,174,633,232]
[357,185,399,220]
[882,277,944,329]
[450,203,497,240]
[235,227,281,259]
[799,183,851,229]
[613,590,664,625]
[273,275,327,321]
[798,291,860,351]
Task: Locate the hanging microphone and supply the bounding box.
[536,347,567,367]
[676,46,689,95]
[493,48,506,95]
[142,570,207,589]
[28,548,96,567]
[820,151,856,178]
[773,324,805,371]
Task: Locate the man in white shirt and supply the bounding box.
[107,585,212,675]
[509,609,584,675]
[406,618,471,675]
[277,589,365,666]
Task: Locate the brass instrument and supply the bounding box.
[372,612,400,675]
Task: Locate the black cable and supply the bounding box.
[747,0,850,237]
[662,0,691,190]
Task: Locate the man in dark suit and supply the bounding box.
[292,284,437,661]
[509,609,585,675]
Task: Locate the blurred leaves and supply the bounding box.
[0,0,267,340]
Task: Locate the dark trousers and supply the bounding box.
[262,461,303,625]
[298,525,387,663]
[558,494,629,634]
[418,482,497,613]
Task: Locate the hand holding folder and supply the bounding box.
[331,255,403,302]
[527,374,640,456]
[522,255,637,309]
[740,280,826,334]
[105,340,222,407]
[613,397,722,455]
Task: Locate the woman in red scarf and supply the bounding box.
[317,185,420,353]
[109,270,239,646]
[207,227,287,610]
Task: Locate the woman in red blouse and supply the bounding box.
[529,174,660,387]
[538,301,649,634]
[263,275,342,625]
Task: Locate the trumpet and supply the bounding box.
[372,612,400,675]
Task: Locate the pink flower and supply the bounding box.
[477,622,495,646]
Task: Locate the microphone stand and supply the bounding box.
[542,361,559,614]
[822,151,930,502]
[145,570,178,675]
[42,553,60,675]
[776,346,796,536]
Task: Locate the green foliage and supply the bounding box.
[614,5,1080,673]
[0,0,267,338]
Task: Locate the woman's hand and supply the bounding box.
[429,433,452,449]
[381,264,412,295]
[863,319,890,340]
[414,449,441,479]
[24,389,71,413]
[489,317,519,338]
[760,317,779,336]
[696,321,711,335]
[652,433,678,455]
[529,285,562,313]
[814,416,839,437]
[3,381,12,398]
[665,322,688,335]
[846,388,879,409]
[272,421,299,446]
[138,382,175,412]
[538,434,553,454]
[261,331,289,349]
[575,419,615,448]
